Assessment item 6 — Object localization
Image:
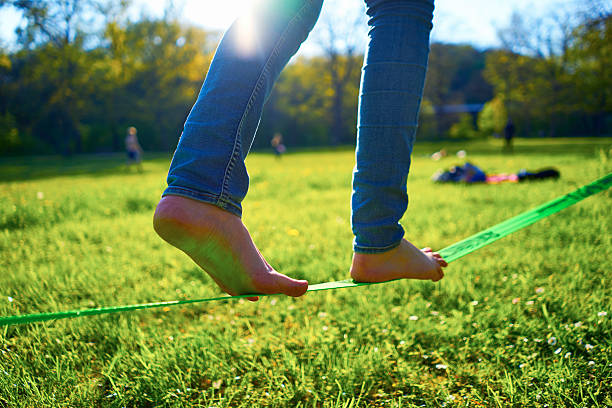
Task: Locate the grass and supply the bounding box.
[0,137,611,407]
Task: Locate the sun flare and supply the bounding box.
[234,11,259,57]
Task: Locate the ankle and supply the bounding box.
[352,245,395,265]
[351,252,386,281]
[153,196,209,246]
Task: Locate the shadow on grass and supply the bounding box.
[0,153,173,182]
[1,138,609,182]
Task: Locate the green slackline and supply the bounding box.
[1,173,610,327]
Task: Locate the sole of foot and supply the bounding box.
[350,239,447,283]
[153,195,308,301]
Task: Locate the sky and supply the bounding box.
[0,0,573,52]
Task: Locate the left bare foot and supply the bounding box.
[350,239,447,283]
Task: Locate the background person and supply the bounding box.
[271,132,286,158]
[125,126,143,171]
[503,118,515,153]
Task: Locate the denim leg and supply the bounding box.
[163,0,324,217]
[352,0,434,253]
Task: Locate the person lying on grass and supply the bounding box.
[153,0,447,301]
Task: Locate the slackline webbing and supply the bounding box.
[1,173,610,327]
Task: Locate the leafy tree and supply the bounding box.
[314,10,363,145]
[0,112,21,154]
[477,96,507,137]
[568,13,611,134]
[424,43,493,136]
[0,0,214,154]
[258,54,361,148]
[5,41,100,154]
[101,18,213,151]
[1,0,609,156]
[2,0,128,47]
[1,0,131,154]
[448,113,477,139]
[484,6,611,137]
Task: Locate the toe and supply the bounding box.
[437,258,448,267]
[261,272,308,297]
[283,279,308,297]
[431,267,444,282]
[431,252,448,267]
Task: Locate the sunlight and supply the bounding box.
[183,0,253,30]
[234,10,259,57]
[181,0,261,57]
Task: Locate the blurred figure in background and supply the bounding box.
[271,132,286,158]
[125,126,143,171]
[503,118,515,153]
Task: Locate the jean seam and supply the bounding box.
[163,187,242,216]
[218,0,316,208]
[354,240,402,253]
[163,187,222,205]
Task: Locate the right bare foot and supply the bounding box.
[153,196,308,300]
[350,239,447,283]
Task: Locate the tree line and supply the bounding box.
[0,0,609,156]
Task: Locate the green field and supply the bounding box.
[1,138,611,407]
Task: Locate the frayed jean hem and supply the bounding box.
[353,239,402,254]
[162,187,242,218]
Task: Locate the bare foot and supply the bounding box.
[153,196,308,300]
[350,239,447,283]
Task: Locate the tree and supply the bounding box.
[484,4,611,137]
[258,55,354,148]
[487,9,581,136]
[568,11,611,134]
[477,96,507,137]
[424,43,456,135]
[0,0,214,154]
[448,114,477,139]
[101,17,213,151]
[2,0,129,47]
[0,0,133,154]
[314,7,364,145]
[424,43,493,136]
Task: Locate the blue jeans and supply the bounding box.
[163,0,435,253]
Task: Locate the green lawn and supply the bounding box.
[1,138,611,407]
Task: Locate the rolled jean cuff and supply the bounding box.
[162,186,243,218]
[353,238,402,254]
